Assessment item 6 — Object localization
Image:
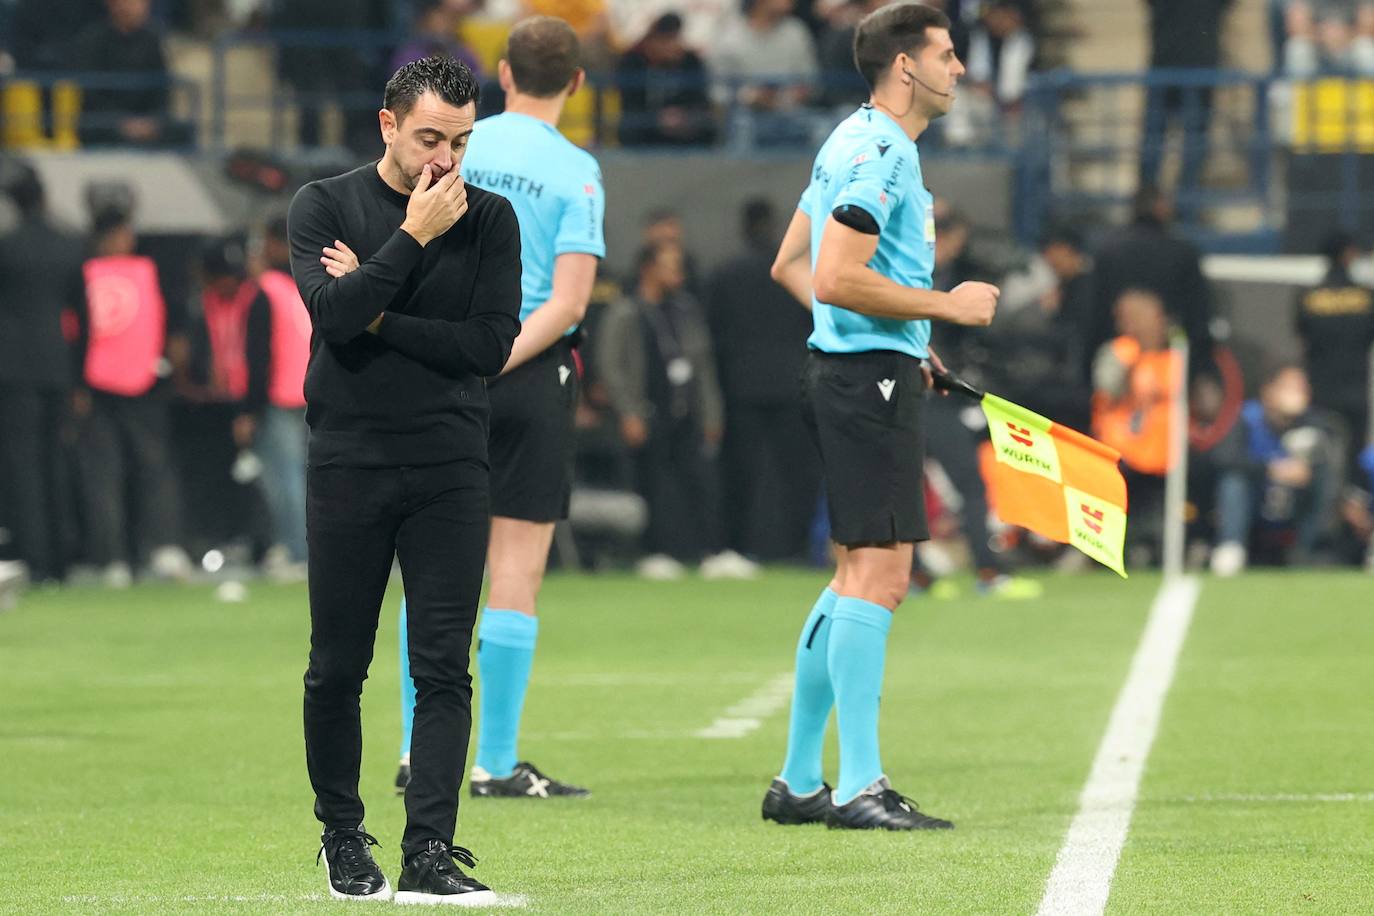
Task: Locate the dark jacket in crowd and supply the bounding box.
[0,215,86,389]
[1147,0,1231,68]
[616,47,717,147]
[1091,217,1213,374]
[1295,265,1374,423]
[68,19,170,145]
[706,245,812,406]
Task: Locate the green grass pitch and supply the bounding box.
[1,570,1371,914]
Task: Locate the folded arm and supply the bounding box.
[287,183,423,344]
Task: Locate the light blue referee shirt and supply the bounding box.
[799,105,935,358]
[462,111,606,326]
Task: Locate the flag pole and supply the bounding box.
[1162,332,1190,582]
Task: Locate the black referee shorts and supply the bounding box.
[487,337,579,522]
[801,349,929,547]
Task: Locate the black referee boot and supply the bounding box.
[826,778,954,831]
[317,825,391,901]
[470,761,590,798]
[761,778,832,825]
[394,840,496,906]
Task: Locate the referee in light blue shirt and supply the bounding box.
[762,3,1000,831]
[397,16,604,800]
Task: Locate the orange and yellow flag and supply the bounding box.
[980,393,1129,577]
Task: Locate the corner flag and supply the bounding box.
[934,372,1129,577]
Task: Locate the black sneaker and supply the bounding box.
[470,762,590,798]
[317,825,391,901]
[761,778,832,825]
[826,778,954,831]
[394,840,496,907]
[395,761,410,796]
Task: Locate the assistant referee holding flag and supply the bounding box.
[288,56,519,902]
[762,3,998,830]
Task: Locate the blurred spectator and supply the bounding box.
[705,197,819,562]
[1295,230,1374,478]
[711,0,819,145]
[1092,289,1181,556]
[272,0,383,154]
[919,201,1042,598]
[10,0,104,70]
[641,208,703,297]
[1210,363,1337,574]
[390,0,485,76]
[616,12,718,147]
[1139,0,1233,214]
[76,188,191,586]
[1283,0,1374,75]
[177,236,275,566]
[609,0,742,55]
[0,161,86,585]
[597,242,752,579]
[986,223,1094,433]
[1091,186,1214,380]
[816,0,891,108]
[965,0,1036,110]
[68,0,173,147]
[250,216,311,576]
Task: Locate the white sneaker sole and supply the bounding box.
[326,877,392,902]
[394,889,499,906]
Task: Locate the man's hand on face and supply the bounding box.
[400,164,469,247]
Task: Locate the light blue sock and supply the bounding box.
[399,597,416,759]
[778,588,838,795]
[475,608,538,778]
[828,597,893,804]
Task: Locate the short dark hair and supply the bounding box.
[506,16,580,98]
[383,55,481,123]
[853,3,951,92]
[2,159,44,217]
[1040,222,1085,252]
[647,12,683,37]
[742,196,775,243]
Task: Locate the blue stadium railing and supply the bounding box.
[2,70,203,151]
[11,32,1374,254]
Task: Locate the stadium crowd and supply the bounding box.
[2,0,1374,595]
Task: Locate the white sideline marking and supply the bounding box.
[695,673,793,739]
[1178,793,1374,804]
[1037,576,1202,916]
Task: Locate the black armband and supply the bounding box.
[832,204,880,235]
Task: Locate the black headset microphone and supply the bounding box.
[903,68,952,98]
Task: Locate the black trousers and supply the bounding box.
[722,401,820,561]
[77,392,183,566]
[923,394,999,573]
[637,417,720,563]
[0,385,73,581]
[303,458,489,856]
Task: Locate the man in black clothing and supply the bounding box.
[1295,231,1374,478]
[1139,0,1233,216]
[1090,186,1214,380]
[0,161,85,584]
[706,198,819,561]
[287,56,520,905]
[616,13,717,147]
[68,0,172,147]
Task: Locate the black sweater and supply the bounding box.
[287,162,521,468]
